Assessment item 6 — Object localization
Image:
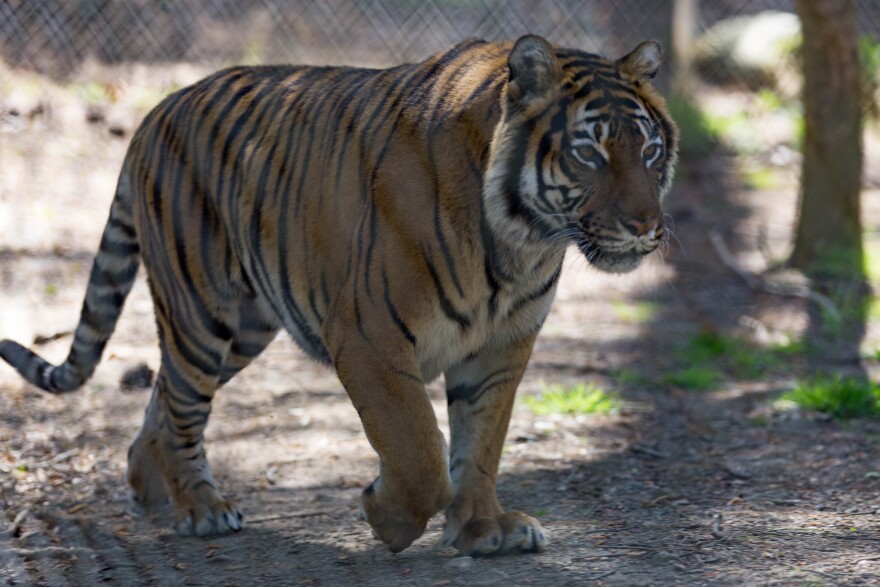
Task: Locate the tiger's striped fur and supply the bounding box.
[0,36,677,555]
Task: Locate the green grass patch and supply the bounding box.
[865,240,880,285]
[523,383,618,416]
[683,330,731,362]
[742,166,782,190]
[781,375,880,419]
[612,301,656,323]
[868,297,880,321]
[663,330,804,389]
[860,36,880,118]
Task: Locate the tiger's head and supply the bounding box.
[485,35,678,274]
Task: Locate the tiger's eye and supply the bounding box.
[573,145,602,168]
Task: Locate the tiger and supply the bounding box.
[0,35,677,556]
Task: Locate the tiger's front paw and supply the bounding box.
[174,500,245,536]
[443,511,548,557]
[359,477,451,553]
[360,481,428,553]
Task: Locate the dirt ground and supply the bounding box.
[2,67,880,587]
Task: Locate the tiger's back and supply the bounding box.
[1,36,677,555]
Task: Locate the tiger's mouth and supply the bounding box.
[576,239,657,274]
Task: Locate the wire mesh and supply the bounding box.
[0,1,878,94]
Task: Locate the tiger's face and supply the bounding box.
[485,36,678,274]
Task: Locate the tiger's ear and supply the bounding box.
[618,41,663,83]
[507,35,561,105]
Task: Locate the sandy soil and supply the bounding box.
[2,68,880,586]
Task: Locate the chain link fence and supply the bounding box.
[1,1,674,73]
[0,1,877,86]
[1,1,879,108]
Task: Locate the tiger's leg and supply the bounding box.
[330,330,453,553]
[127,300,278,536]
[442,334,548,556]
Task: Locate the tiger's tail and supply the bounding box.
[0,166,140,393]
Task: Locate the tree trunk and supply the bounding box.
[671,0,697,96]
[791,0,863,278]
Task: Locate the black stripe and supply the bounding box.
[363,203,379,302]
[88,258,139,290]
[230,340,268,359]
[318,69,372,167]
[422,249,471,330]
[449,70,503,122]
[499,123,555,239]
[211,82,263,203]
[90,288,128,308]
[98,234,138,258]
[333,71,390,189]
[246,72,322,324]
[222,77,290,297]
[365,40,485,192]
[290,69,338,218]
[353,293,368,341]
[507,263,562,316]
[161,350,213,407]
[447,367,511,406]
[391,366,423,385]
[167,324,221,381]
[307,288,324,325]
[198,71,251,184]
[477,195,503,316]
[382,270,416,346]
[276,100,331,357]
[108,215,137,240]
[169,151,235,346]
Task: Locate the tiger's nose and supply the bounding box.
[620,215,663,240]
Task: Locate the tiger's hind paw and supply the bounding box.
[443,511,548,557]
[127,437,169,507]
[174,501,245,536]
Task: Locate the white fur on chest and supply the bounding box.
[415,280,557,383]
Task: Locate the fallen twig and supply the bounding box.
[584,568,619,580]
[777,560,844,583]
[596,542,655,550]
[710,513,725,540]
[708,229,840,322]
[247,510,334,525]
[629,445,669,459]
[7,508,29,538]
[7,546,99,559]
[33,330,72,345]
[583,526,631,536]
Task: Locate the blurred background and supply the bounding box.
[2,2,880,584]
